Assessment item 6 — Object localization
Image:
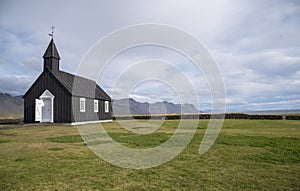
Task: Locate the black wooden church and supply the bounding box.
[23,38,112,124]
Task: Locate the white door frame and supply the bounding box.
[39,90,55,123]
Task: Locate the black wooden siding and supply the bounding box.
[24,70,112,123]
[24,71,72,123]
[97,100,112,121]
[71,97,112,122]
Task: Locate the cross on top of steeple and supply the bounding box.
[49,25,55,38]
[43,27,60,73]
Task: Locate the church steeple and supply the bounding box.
[43,38,60,73]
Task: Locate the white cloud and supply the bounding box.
[0,75,33,95]
[0,0,299,111]
[23,57,41,71]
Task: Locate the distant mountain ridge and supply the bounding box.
[0,93,199,118]
[112,98,199,115]
[1,92,298,118]
[0,93,23,118]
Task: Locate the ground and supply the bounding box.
[0,120,299,190]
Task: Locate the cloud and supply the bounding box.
[23,57,41,71]
[95,45,212,108]
[0,75,34,96]
[0,0,299,111]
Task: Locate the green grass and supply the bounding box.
[0,139,10,143]
[48,147,64,151]
[108,132,172,148]
[0,120,299,190]
[47,135,83,143]
[217,135,300,164]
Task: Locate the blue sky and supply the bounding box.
[0,0,299,112]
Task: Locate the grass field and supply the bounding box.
[0,120,299,190]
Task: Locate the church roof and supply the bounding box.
[23,68,111,100]
[43,39,60,60]
[51,70,111,100]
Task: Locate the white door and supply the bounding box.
[39,90,54,123]
[42,98,51,122]
[35,99,44,121]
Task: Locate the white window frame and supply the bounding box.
[80,98,86,112]
[94,100,99,112]
[105,101,109,113]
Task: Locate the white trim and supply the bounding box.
[70,119,113,125]
[94,100,99,112]
[80,98,86,112]
[39,90,54,123]
[105,101,109,113]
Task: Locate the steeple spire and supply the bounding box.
[43,31,60,73]
[43,38,60,60]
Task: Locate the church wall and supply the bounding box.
[71,97,112,122]
[23,71,72,123]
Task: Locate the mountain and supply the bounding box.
[112,98,199,115]
[0,93,199,118]
[0,93,23,118]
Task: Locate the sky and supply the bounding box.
[0,0,299,112]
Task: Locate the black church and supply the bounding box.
[23,38,112,124]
